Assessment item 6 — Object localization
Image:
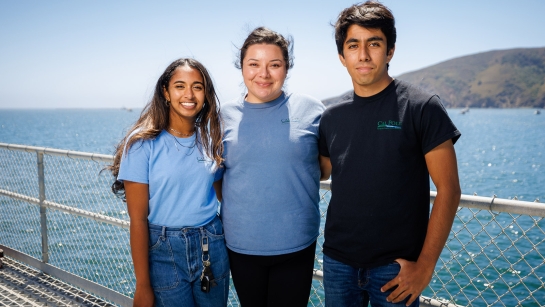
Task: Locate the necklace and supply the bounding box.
[169,132,197,155]
[169,127,195,137]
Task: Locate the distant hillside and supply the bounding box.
[323,47,545,108]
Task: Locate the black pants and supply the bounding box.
[228,241,317,307]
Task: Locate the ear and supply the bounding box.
[338,53,347,67]
[163,86,170,102]
[386,45,395,63]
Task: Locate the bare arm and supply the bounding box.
[125,181,154,307]
[319,155,332,181]
[213,179,223,202]
[382,139,461,306]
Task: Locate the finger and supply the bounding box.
[381,279,398,292]
[388,288,406,303]
[405,293,416,306]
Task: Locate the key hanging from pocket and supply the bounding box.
[203,263,217,288]
[200,234,217,292]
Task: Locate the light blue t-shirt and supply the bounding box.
[117,130,222,227]
[221,92,325,255]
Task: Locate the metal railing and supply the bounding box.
[0,143,543,307]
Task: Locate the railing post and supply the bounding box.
[37,152,48,263]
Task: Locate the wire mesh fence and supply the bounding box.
[0,143,544,306]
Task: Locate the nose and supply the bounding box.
[183,87,195,100]
[258,65,270,78]
[359,46,370,62]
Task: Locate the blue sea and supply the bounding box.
[1,108,543,200]
[0,108,544,306]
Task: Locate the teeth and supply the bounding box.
[181,102,195,106]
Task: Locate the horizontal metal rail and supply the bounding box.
[0,189,129,229]
[0,143,113,163]
[321,180,545,217]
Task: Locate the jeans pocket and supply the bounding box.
[148,235,179,291]
[207,237,229,282]
[204,216,225,238]
[149,231,163,251]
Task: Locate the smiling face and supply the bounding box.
[339,24,395,97]
[163,65,205,125]
[242,43,287,103]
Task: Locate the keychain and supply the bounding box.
[200,235,217,293]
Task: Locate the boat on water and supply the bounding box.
[535,109,541,115]
[460,106,470,114]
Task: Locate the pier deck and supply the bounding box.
[0,257,114,307]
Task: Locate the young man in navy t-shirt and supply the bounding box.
[319,2,462,306]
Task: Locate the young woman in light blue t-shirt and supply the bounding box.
[108,58,228,307]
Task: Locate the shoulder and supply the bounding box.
[127,130,160,152]
[221,95,244,111]
[220,95,245,122]
[394,79,438,105]
[322,91,354,118]
[287,92,323,105]
[285,92,326,113]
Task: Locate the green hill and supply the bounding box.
[397,47,545,108]
[323,48,545,108]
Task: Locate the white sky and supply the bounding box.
[1,0,544,109]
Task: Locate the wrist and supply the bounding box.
[135,281,152,288]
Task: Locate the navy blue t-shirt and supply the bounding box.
[318,79,460,268]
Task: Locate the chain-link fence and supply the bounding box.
[0,143,544,306]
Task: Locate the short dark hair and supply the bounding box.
[235,27,294,71]
[334,1,396,57]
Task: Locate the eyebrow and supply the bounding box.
[172,80,204,86]
[345,36,384,44]
[246,58,283,62]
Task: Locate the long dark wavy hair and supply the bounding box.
[107,58,223,199]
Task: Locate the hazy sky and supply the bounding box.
[1,0,544,109]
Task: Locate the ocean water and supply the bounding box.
[1,108,543,199]
[0,108,544,306]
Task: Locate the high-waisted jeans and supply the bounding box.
[148,215,230,307]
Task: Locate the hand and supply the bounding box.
[133,283,155,307]
[380,258,434,306]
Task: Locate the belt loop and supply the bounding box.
[161,226,166,240]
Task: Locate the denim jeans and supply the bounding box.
[148,215,230,307]
[323,254,419,307]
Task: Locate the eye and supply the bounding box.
[271,63,281,68]
[249,63,258,67]
[193,85,204,91]
[369,42,380,47]
[347,44,358,49]
[176,85,185,89]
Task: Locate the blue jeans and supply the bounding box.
[148,215,230,307]
[323,254,419,307]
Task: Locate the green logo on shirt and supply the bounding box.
[281,118,300,124]
[377,120,402,130]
